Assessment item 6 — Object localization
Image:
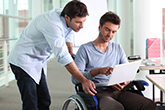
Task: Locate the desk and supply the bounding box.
[139,65,165,74]
[129,59,165,73]
[146,75,165,93]
[139,58,165,71]
[139,63,165,102]
[129,59,165,109]
[139,65,165,71]
[134,59,165,110]
[146,75,165,109]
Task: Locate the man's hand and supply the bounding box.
[65,61,97,95]
[81,79,97,96]
[99,67,113,76]
[90,66,113,77]
[112,81,131,91]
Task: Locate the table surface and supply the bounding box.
[129,59,165,70]
[146,74,165,93]
[139,65,165,70]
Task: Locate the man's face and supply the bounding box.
[65,15,86,32]
[99,22,119,42]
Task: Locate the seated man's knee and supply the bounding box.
[99,97,124,110]
[145,100,157,110]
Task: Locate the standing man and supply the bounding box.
[72,11,157,110]
[7,1,96,110]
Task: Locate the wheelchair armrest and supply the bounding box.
[133,80,145,91]
[75,83,84,93]
[133,80,149,91]
[138,80,149,86]
[122,80,149,92]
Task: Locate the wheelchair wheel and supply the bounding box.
[62,94,88,110]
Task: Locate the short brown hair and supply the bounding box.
[61,0,89,20]
[100,11,121,28]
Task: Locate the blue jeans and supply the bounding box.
[10,63,51,110]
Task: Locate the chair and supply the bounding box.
[62,55,149,110]
[62,80,149,110]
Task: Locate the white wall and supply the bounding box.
[73,0,108,47]
[133,0,164,99]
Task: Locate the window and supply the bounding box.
[0,0,32,86]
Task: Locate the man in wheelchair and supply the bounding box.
[71,11,157,110]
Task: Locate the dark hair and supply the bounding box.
[61,0,89,20]
[100,11,121,28]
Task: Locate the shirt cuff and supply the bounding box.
[58,54,73,66]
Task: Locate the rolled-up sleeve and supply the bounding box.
[42,23,73,66]
[65,30,74,43]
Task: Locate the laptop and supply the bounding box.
[96,60,142,87]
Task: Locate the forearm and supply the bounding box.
[65,61,88,83]
[72,70,93,84]
[90,69,100,77]
[90,67,113,77]
[66,61,97,96]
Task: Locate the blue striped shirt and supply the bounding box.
[8,9,73,84]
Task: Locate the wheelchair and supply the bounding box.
[62,80,149,110]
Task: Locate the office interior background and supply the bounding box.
[0,0,165,100]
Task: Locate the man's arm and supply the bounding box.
[90,67,113,77]
[65,61,97,96]
[66,42,75,56]
[41,23,96,95]
[65,43,97,95]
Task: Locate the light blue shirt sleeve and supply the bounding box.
[65,31,74,43]
[41,22,73,66]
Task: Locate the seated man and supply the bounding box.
[72,11,157,110]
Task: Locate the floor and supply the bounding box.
[0,57,164,110]
[0,58,74,110]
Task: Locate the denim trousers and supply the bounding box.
[10,63,51,110]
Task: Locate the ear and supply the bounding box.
[98,24,101,31]
[65,14,70,21]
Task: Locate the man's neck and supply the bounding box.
[93,38,109,53]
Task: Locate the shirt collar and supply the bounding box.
[60,16,72,33]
